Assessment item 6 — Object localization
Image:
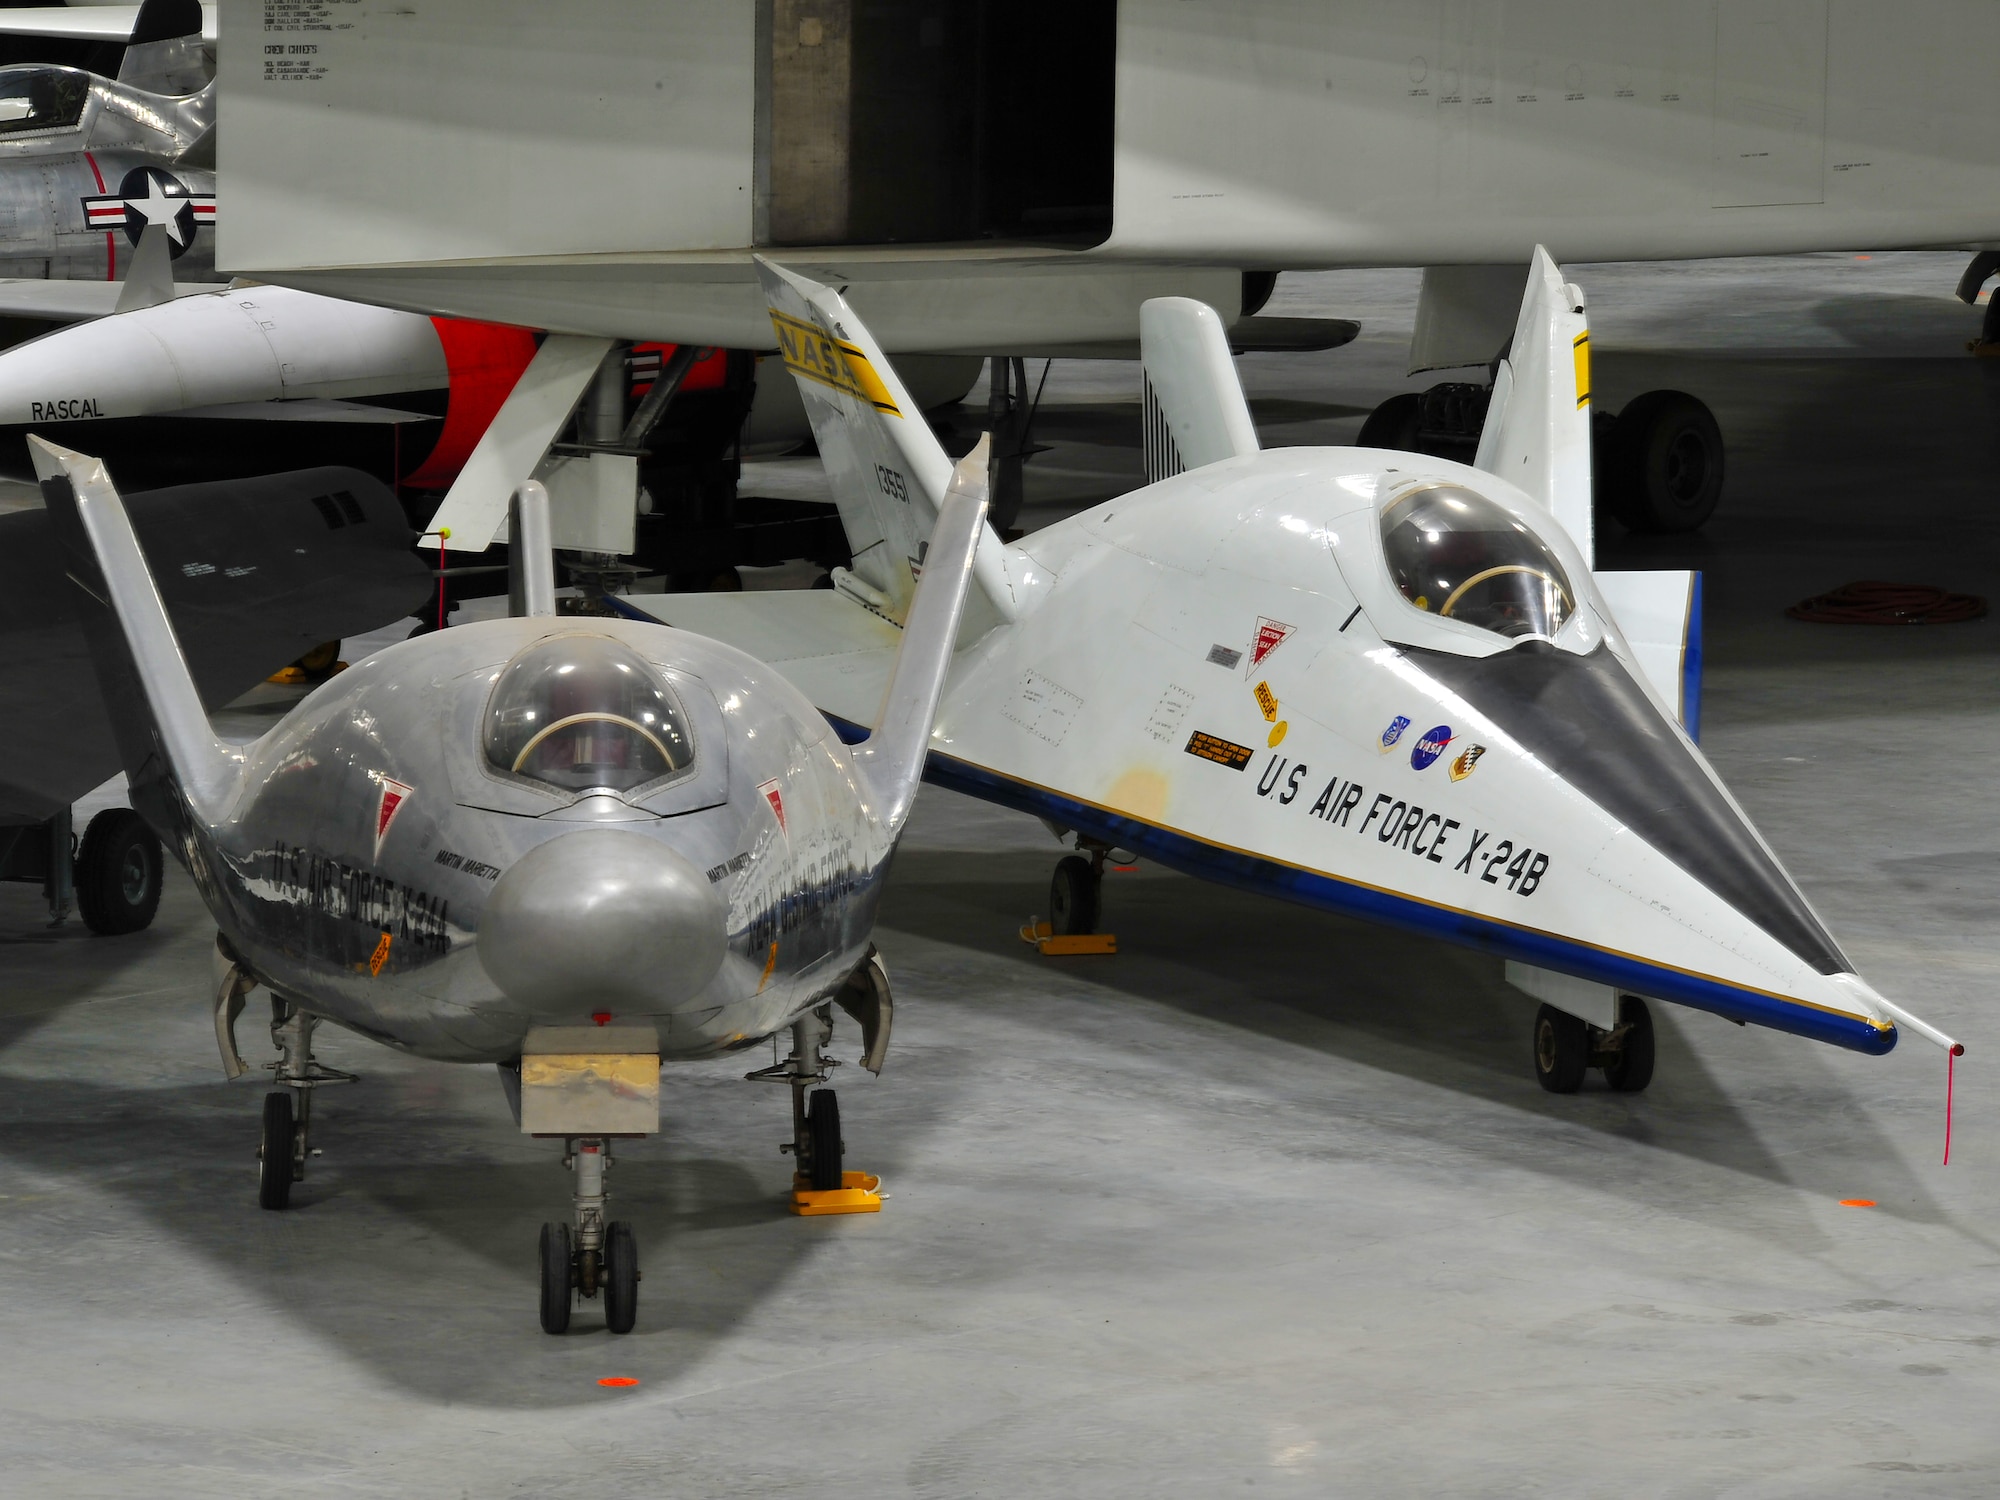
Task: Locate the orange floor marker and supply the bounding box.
[597,1377,640,1388]
[1838,1199,1877,1208]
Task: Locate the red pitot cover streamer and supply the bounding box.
[1944,1045,1962,1166]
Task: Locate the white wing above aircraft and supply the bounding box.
[625,249,1959,1092]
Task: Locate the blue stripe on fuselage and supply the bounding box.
[821,711,1892,1056]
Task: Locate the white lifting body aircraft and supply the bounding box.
[639,253,1962,1091]
[36,430,989,1334]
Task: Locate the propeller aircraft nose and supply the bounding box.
[478,829,727,1014]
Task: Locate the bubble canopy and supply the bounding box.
[1378,483,1575,641]
[483,635,693,795]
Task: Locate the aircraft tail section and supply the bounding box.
[852,439,990,833]
[1138,297,1260,482]
[1474,246,1595,563]
[32,437,242,830]
[754,257,1019,628]
[118,0,211,96]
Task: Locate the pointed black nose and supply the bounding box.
[1405,640,1850,978]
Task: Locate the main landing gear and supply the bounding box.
[255,999,358,1210]
[539,1139,640,1335]
[748,1008,847,1191]
[1532,996,1655,1094]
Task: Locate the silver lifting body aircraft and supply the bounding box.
[640,255,1961,1093]
[37,431,989,1334]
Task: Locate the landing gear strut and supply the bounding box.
[256,999,357,1209]
[747,1009,846,1190]
[539,1138,640,1335]
[1532,996,1655,1094]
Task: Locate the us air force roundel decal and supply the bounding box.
[81,167,216,256]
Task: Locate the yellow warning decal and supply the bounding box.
[1253,680,1280,722]
[767,308,902,416]
[1572,331,1591,410]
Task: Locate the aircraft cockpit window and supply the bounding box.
[1378,484,1574,641]
[0,68,89,135]
[483,635,693,796]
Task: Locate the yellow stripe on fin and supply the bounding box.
[766,308,903,417]
[1572,331,1591,410]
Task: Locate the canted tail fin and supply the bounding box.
[1474,246,1595,563]
[1138,297,1260,483]
[31,437,242,827]
[852,440,990,833]
[754,257,1019,627]
[118,0,211,96]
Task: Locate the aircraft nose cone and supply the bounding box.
[478,829,726,1012]
[1408,640,1851,977]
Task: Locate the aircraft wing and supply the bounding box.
[0,278,218,324]
[0,466,429,824]
[0,5,216,42]
[614,590,899,735]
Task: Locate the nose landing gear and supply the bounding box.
[1532,996,1656,1094]
[538,1139,640,1335]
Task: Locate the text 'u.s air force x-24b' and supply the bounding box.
[36,423,990,1335]
[644,252,1961,1097]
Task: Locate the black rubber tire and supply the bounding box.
[806,1088,843,1192]
[1533,1005,1589,1094]
[1357,391,1422,451]
[1603,996,1657,1094]
[74,808,162,936]
[1049,854,1100,937]
[296,639,342,682]
[604,1222,639,1335]
[539,1222,573,1335]
[1602,390,1724,533]
[257,1091,295,1210]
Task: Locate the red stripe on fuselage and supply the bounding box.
[400,319,541,490]
[83,152,112,281]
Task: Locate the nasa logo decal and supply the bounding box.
[373,776,413,858]
[81,167,215,257]
[1449,744,1486,782]
[1378,715,1411,753]
[1409,725,1454,771]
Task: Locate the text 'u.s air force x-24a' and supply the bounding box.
[36,427,991,1335]
[642,252,1961,1098]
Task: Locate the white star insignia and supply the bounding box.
[123,175,191,247]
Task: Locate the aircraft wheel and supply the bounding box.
[257,1091,295,1210]
[1602,390,1724,533]
[604,1222,639,1335]
[806,1088,844,1191]
[1602,996,1656,1093]
[1533,1005,1589,1094]
[1049,854,1100,936]
[538,1222,573,1335]
[74,808,162,936]
[296,639,343,682]
[1357,391,1421,450]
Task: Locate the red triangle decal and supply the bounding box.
[759,779,787,836]
[375,777,413,856]
[1249,618,1295,670]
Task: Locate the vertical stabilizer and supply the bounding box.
[1138,297,1260,483]
[755,257,1018,627]
[852,440,990,833]
[1473,246,1595,563]
[31,437,241,827]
